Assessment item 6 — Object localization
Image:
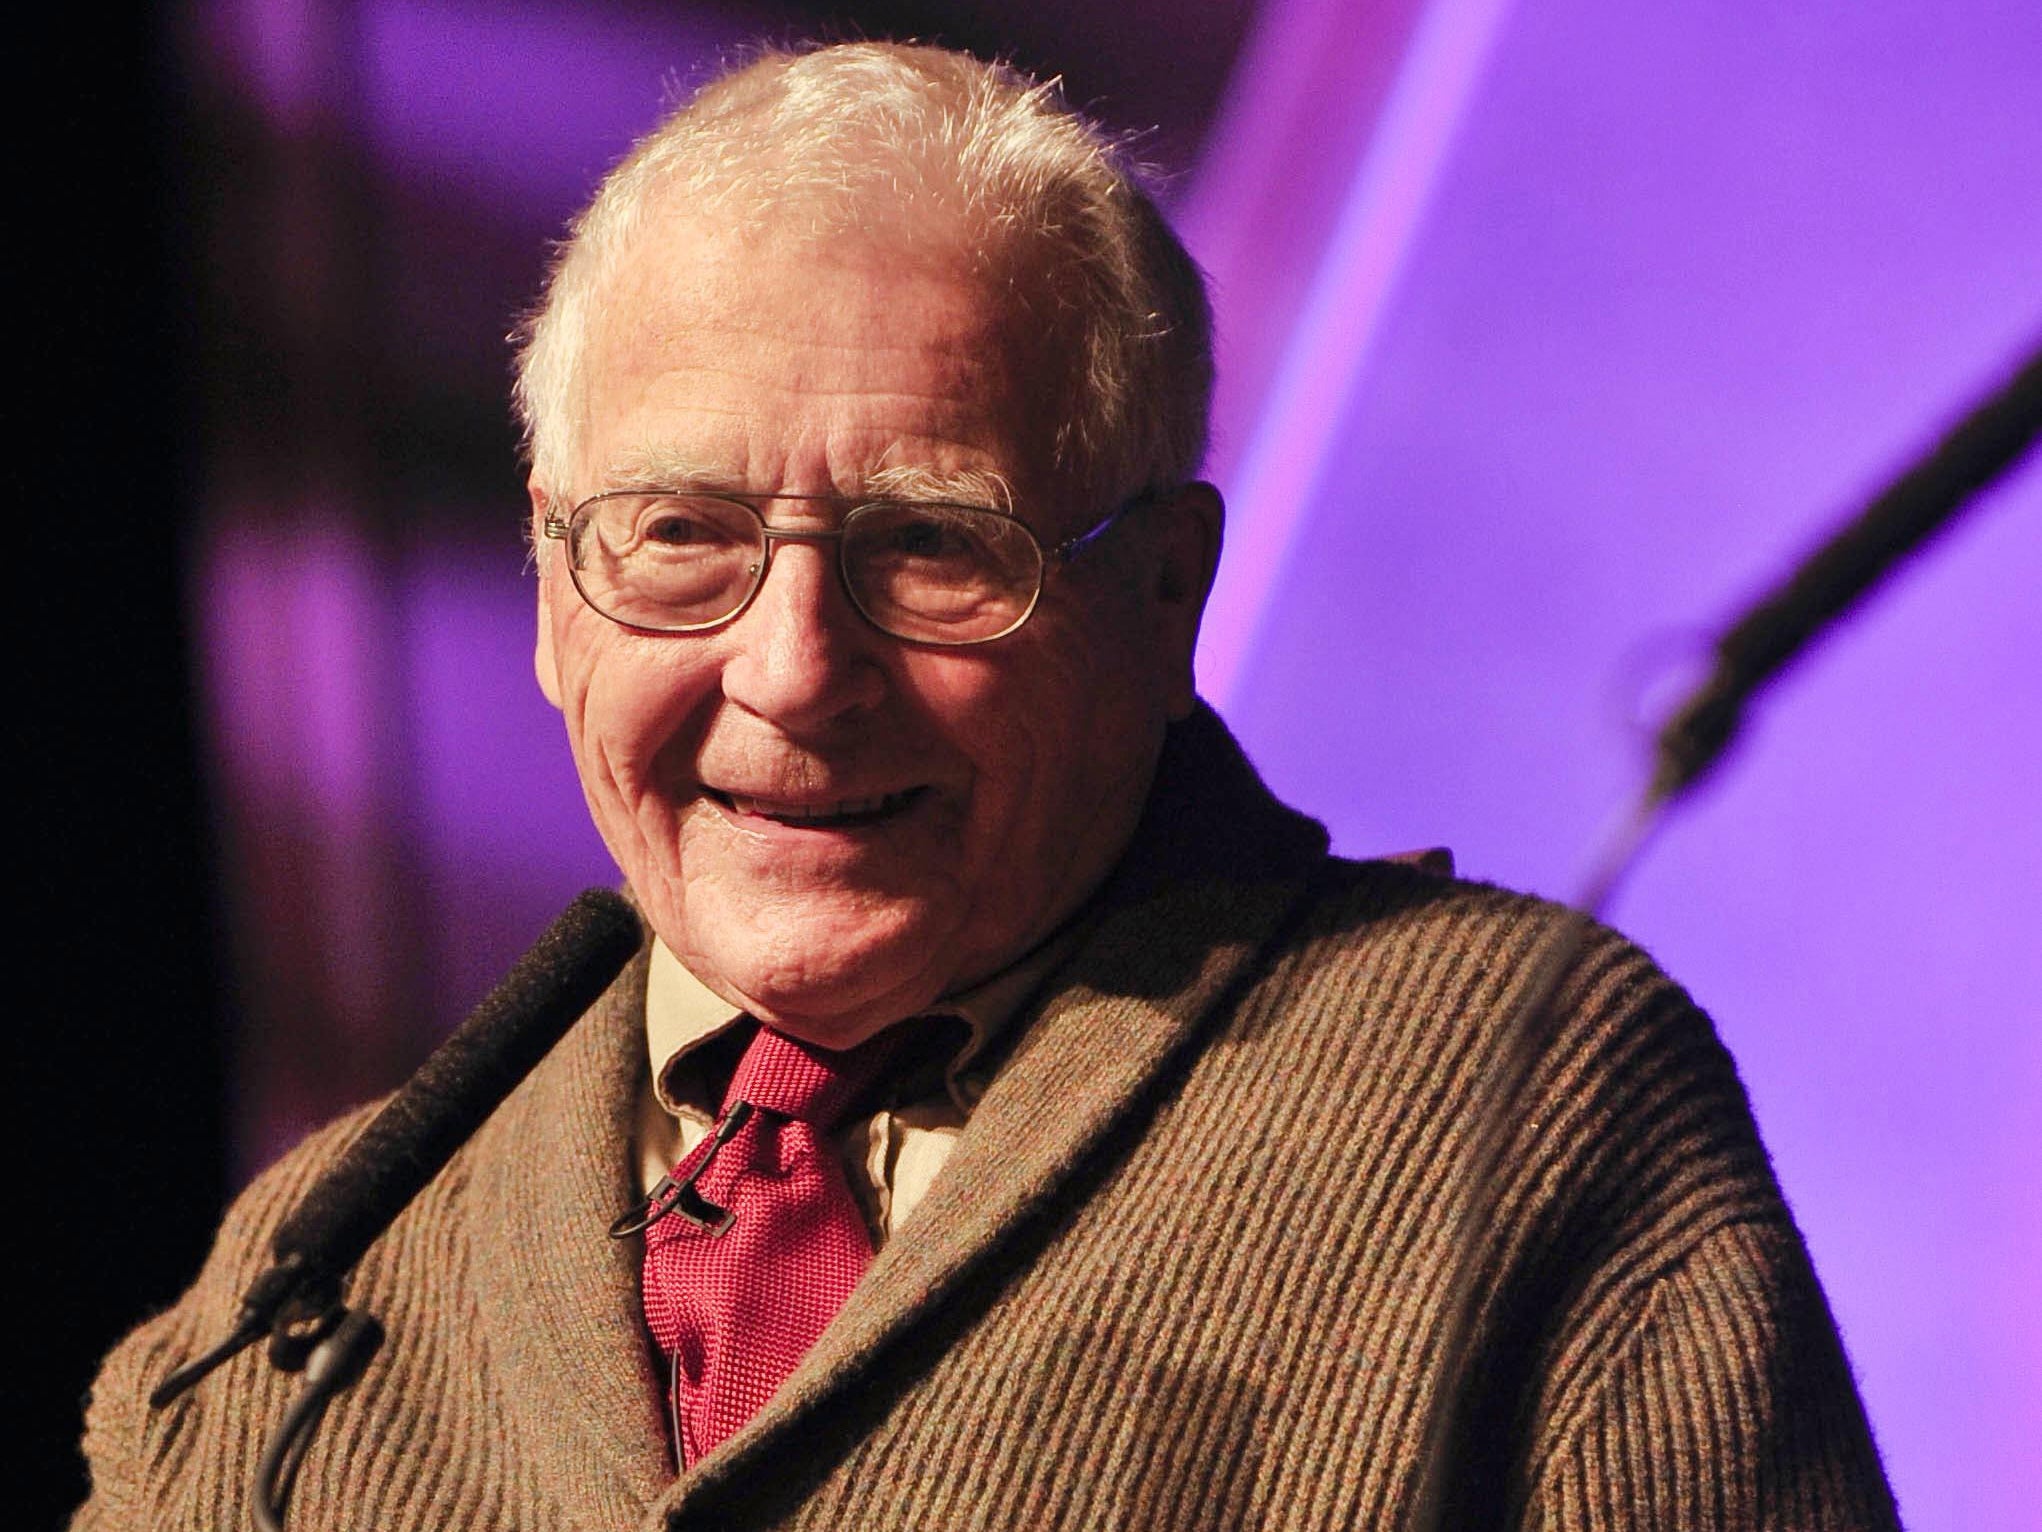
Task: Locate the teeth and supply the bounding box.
[723,790,914,823]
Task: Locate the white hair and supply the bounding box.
[513,41,1213,513]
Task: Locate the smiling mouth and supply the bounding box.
[707,786,927,828]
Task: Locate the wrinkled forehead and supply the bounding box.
[575,198,1079,499]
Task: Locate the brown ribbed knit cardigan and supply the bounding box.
[75,707,1898,1530]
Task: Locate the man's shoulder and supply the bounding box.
[1278,848,1785,1224]
[92,1102,382,1390]
[71,1101,387,1524]
[1290,849,1571,970]
[74,954,653,1530]
[1298,850,1692,1017]
[1270,852,1757,1161]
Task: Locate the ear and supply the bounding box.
[1144,481,1224,721]
[530,479,564,710]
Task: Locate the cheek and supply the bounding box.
[1005,609,1171,830]
[554,621,715,809]
[915,632,1133,847]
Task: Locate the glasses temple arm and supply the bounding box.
[1051,489,1163,564]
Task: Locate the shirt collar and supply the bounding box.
[644,931,1074,1122]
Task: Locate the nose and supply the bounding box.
[718,538,888,731]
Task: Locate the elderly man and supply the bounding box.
[77,42,1896,1531]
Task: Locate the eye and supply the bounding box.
[643,514,714,546]
[860,505,999,564]
[885,517,967,559]
[621,496,755,557]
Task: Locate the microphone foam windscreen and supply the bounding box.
[272,888,642,1279]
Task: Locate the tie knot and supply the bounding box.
[723,1024,902,1129]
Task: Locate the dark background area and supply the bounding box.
[22,11,229,1527]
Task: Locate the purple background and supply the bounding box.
[184,0,2038,1524]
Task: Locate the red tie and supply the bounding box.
[640,1024,899,1465]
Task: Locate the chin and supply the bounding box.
[676,894,960,1047]
[736,972,944,1051]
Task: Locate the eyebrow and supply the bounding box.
[862,462,1016,511]
[597,448,1017,512]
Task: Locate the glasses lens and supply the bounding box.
[572,494,762,630]
[843,502,1042,643]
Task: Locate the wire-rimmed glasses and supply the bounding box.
[541,490,1144,646]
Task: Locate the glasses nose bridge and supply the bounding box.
[757,522,849,550]
[742,518,863,633]
[752,519,852,591]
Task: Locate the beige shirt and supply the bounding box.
[635,937,1067,1242]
